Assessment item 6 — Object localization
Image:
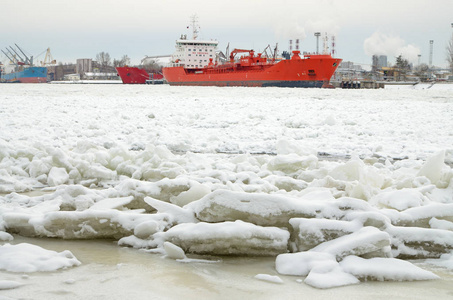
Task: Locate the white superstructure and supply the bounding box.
[170,15,219,69]
[172,36,218,69]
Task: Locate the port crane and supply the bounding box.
[40,48,56,66]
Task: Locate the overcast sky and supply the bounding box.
[1,0,452,67]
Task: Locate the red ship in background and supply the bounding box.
[116,66,164,84]
[116,54,169,84]
[116,66,163,84]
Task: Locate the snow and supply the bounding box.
[340,256,440,281]
[308,226,392,260]
[304,264,360,289]
[276,251,337,276]
[0,280,23,290]
[0,83,453,293]
[0,231,13,241]
[0,243,80,272]
[163,241,186,260]
[158,220,290,256]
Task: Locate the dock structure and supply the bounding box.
[334,80,385,89]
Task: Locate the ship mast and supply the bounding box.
[190,14,199,40]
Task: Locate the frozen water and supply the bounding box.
[254,273,284,284]
[0,280,23,290]
[1,83,453,294]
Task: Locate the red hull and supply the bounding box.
[162,53,341,88]
[116,67,163,84]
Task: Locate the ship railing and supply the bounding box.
[168,63,184,67]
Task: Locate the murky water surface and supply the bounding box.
[1,235,452,300]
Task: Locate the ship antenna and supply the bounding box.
[331,36,336,56]
[191,14,199,40]
[323,33,329,54]
[273,43,278,61]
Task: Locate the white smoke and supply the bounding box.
[305,19,340,36]
[364,31,420,64]
[273,19,340,52]
[274,21,307,41]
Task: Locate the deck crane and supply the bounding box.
[2,44,33,66]
[229,49,254,62]
[8,47,26,65]
[1,49,17,65]
[15,44,33,65]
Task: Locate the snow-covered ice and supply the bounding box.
[1,83,453,297]
[0,243,80,272]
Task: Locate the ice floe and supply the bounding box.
[0,243,80,272]
[1,84,453,290]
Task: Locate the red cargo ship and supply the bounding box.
[116,66,163,84]
[163,49,341,88]
[118,17,341,87]
[161,17,341,88]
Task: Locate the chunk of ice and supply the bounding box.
[161,220,289,256]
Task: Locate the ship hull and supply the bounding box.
[116,67,163,84]
[167,80,325,88]
[162,55,341,88]
[1,67,47,83]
